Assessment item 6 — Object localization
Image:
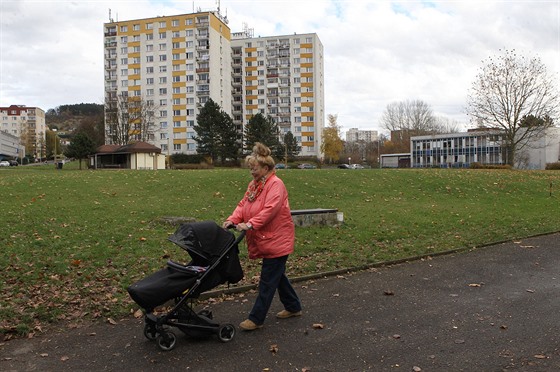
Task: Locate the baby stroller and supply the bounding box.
[127,221,245,351]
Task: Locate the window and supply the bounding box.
[172,53,180,60]
[159,110,167,117]
[172,42,180,49]
[121,36,128,43]
[173,87,181,94]
[146,33,153,40]
[146,23,153,30]
[172,31,180,38]
[186,109,194,116]
[146,45,153,52]
[146,66,153,74]
[173,121,181,127]
[121,69,128,76]
[159,32,166,39]
[159,77,167,84]
[186,120,194,127]
[186,97,194,104]
[159,88,167,95]
[159,55,167,62]
[120,25,128,32]
[147,89,154,96]
[133,90,141,96]
[173,110,181,116]
[186,41,193,48]
[160,99,167,106]
[186,52,193,59]
[146,55,154,62]
[173,98,181,104]
[172,20,179,27]
[121,47,128,54]
[159,21,166,28]
[159,65,167,72]
[174,144,181,151]
[120,58,128,64]
[132,35,140,42]
[172,76,181,82]
[133,24,140,31]
[186,29,193,37]
[159,43,166,51]
[132,57,140,64]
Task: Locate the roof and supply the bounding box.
[96,142,162,154]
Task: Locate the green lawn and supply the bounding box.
[1,163,559,336]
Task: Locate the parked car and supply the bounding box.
[0,161,10,167]
[9,160,18,166]
[275,163,289,169]
[297,163,316,169]
[349,164,364,169]
[338,164,350,169]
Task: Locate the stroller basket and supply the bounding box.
[127,221,245,351]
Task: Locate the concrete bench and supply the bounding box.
[290,208,343,227]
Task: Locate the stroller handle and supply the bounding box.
[226,225,247,245]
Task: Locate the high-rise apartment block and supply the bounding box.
[0,105,46,158]
[346,128,379,143]
[103,10,324,157]
[231,31,324,156]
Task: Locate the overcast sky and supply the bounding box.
[1,0,558,135]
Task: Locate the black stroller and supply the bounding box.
[127,221,245,351]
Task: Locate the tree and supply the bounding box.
[64,133,97,169]
[466,49,560,166]
[283,131,300,161]
[194,99,240,164]
[321,114,344,163]
[104,94,158,145]
[76,115,105,147]
[381,100,437,133]
[244,113,283,158]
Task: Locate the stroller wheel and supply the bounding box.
[143,324,158,341]
[157,331,177,351]
[218,324,236,343]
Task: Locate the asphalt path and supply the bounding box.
[1,233,559,371]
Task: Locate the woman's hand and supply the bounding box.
[237,222,252,231]
[222,220,234,229]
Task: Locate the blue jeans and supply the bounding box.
[248,255,302,325]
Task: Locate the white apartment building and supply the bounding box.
[103,11,325,158]
[346,128,379,143]
[231,32,324,157]
[103,11,232,154]
[0,105,45,158]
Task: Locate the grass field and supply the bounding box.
[1,162,559,336]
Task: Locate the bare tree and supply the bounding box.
[381,100,437,133]
[466,49,560,165]
[104,94,158,145]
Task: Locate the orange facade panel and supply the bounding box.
[301,92,314,97]
[301,63,313,68]
[245,104,258,110]
[173,127,187,133]
[300,53,313,59]
[172,82,185,88]
[302,82,314,87]
[301,141,314,147]
[301,102,314,107]
[300,43,313,48]
[245,56,257,62]
[301,112,314,117]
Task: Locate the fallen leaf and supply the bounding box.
[413,367,422,372]
[383,290,394,296]
[393,334,401,339]
[534,354,547,359]
[107,317,117,325]
[312,323,324,329]
[269,344,279,354]
[526,289,535,293]
[40,353,48,357]
[468,283,482,287]
[61,356,69,361]
[134,309,143,318]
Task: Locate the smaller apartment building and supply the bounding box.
[0,105,46,158]
[411,130,505,168]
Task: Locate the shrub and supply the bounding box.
[545,162,560,170]
[470,162,512,170]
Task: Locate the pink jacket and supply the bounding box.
[227,173,295,259]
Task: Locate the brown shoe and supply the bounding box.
[239,319,263,331]
[276,310,302,319]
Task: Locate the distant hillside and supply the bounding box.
[46,103,103,131]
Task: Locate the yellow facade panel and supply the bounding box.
[301,72,313,78]
[300,53,313,58]
[173,127,187,133]
[245,66,258,71]
[301,43,313,48]
[173,105,187,110]
[301,102,314,107]
[301,112,314,117]
[302,82,314,87]
[301,63,313,68]
[301,92,314,97]
[245,56,257,62]
[245,75,258,80]
[129,74,140,80]
[245,47,257,52]
[246,104,258,110]
[302,141,314,147]
[172,82,185,88]
[174,139,187,144]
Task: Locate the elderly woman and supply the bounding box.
[223,142,302,331]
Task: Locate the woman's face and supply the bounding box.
[249,162,268,180]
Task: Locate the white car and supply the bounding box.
[349,164,364,169]
[0,161,10,167]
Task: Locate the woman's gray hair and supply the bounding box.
[246,142,275,169]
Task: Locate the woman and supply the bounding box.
[223,142,302,331]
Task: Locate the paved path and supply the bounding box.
[1,233,559,371]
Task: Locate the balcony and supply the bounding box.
[196,68,210,73]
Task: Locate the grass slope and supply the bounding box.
[1,164,559,335]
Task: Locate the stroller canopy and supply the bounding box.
[168,221,235,263]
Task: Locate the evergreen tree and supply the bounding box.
[244,113,283,158]
[194,99,240,164]
[64,132,97,170]
[283,131,301,161]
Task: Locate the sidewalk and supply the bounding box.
[2,233,559,371]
